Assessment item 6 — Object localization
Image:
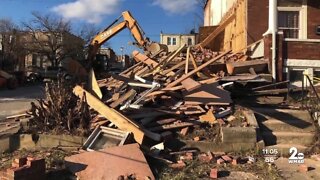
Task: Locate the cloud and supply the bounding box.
[153,0,198,14]
[52,0,122,24]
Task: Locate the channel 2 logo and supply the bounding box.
[288,147,304,164]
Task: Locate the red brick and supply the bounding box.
[193,136,201,141]
[232,159,238,165]
[180,127,189,136]
[298,164,309,173]
[170,161,186,169]
[198,153,213,163]
[216,158,225,165]
[13,158,27,168]
[210,168,218,179]
[6,166,29,178]
[221,155,232,163]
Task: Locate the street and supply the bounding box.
[0,84,44,119]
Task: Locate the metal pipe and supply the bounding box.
[264,0,278,82]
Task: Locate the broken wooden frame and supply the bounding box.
[73,85,161,144]
[83,126,130,151]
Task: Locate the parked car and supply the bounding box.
[25,66,43,82]
[26,66,71,82]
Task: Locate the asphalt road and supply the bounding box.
[0,84,45,119]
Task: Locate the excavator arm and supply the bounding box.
[87,11,167,64]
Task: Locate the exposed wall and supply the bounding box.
[204,0,237,26]
[285,40,320,60]
[247,0,269,45]
[307,0,320,39]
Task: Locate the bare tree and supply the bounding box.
[192,0,207,30]
[0,18,24,70]
[22,12,84,67]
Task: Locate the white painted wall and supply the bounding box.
[204,0,237,26]
[160,33,198,52]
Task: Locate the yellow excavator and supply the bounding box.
[87,11,168,65]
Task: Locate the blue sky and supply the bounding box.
[0,0,203,54]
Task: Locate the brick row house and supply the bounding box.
[201,0,320,86]
[0,30,84,72]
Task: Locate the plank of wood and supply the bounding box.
[88,69,102,99]
[181,78,201,92]
[165,51,231,89]
[226,59,268,75]
[110,89,136,108]
[162,60,185,75]
[146,77,219,97]
[159,45,185,70]
[149,122,195,132]
[199,14,236,48]
[132,50,158,67]
[251,80,289,91]
[183,82,232,105]
[120,61,143,76]
[185,47,190,74]
[199,109,216,124]
[73,86,161,144]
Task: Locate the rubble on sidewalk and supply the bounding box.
[0,157,45,180]
[65,143,155,180]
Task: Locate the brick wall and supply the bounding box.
[307,0,320,39]
[247,0,269,45]
[0,157,46,180]
[199,26,217,44]
[285,41,320,60]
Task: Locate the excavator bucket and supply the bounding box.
[146,43,168,56]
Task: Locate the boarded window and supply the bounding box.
[278,11,300,38]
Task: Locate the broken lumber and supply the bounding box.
[165,50,231,89]
[226,59,268,75]
[73,85,161,144]
[149,122,195,132]
[110,89,136,108]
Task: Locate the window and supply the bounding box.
[278,11,300,38]
[167,37,171,45]
[289,69,303,82]
[172,37,176,45]
[187,38,192,46]
[167,37,177,45]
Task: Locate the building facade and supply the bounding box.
[202,0,320,84]
[160,32,199,52]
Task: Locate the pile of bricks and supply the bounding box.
[0,157,45,180]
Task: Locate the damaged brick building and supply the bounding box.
[201,0,320,85]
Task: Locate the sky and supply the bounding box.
[0,0,203,54]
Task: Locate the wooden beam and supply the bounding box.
[110,89,136,108]
[226,59,268,75]
[181,78,201,92]
[73,86,161,144]
[199,14,236,48]
[162,60,185,75]
[164,50,231,89]
[159,45,186,70]
[189,53,202,77]
[185,47,190,74]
